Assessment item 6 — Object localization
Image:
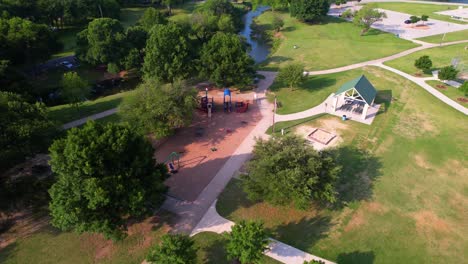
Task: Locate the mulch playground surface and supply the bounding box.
[154,89,262,201]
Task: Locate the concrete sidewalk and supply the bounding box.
[192,202,335,264]
[62,108,117,129]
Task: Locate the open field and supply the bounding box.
[192,232,281,264]
[257,12,417,71]
[365,2,468,24]
[47,89,135,124]
[0,212,173,264]
[417,29,468,44]
[384,43,468,77]
[217,66,468,263]
[426,80,467,107]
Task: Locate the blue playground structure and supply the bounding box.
[223,88,232,112]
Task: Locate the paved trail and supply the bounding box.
[61,108,117,129]
[305,40,468,76]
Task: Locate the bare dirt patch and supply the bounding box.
[344,209,366,232]
[365,201,388,214]
[414,154,432,170]
[412,210,450,234]
[0,211,49,249]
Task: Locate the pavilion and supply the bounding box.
[330,75,378,121]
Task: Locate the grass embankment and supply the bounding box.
[417,29,468,44]
[192,232,281,264]
[256,12,417,71]
[217,66,468,263]
[366,2,468,25]
[426,80,467,107]
[384,43,468,77]
[0,212,173,264]
[48,89,134,124]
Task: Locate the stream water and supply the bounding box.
[239,6,271,63]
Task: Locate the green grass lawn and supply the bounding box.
[365,2,468,24]
[48,89,135,124]
[384,43,468,77]
[193,232,281,264]
[426,80,467,107]
[0,212,173,264]
[217,66,468,263]
[417,29,468,44]
[257,12,417,71]
[270,66,393,114]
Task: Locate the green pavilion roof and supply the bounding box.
[336,75,377,105]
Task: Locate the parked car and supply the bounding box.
[404,19,411,24]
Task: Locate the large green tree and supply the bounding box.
[353,6,387,35]
[120,78,197,138]
[138,7,167,31]
[225,220,269,264]
[146,234,196,264]
[76,18,127,68]
[438,65,459,81]
[143,22,192,83]
[0,92,56,170]
[199,32,255,87]
[61,72,90,109]
[0,16,61,65]
[290,0,330,23]
[48,121,168,240]
[242,135,341,209]
[414,55,432,72]
[277,63,306,90]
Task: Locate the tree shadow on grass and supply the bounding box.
[197,233,230,264]
[375,90,392,114]
[337,251,375,264]
[329,146,382,207]
[363,28,386,36]
[216,179,257,219]
[271,215,332,252]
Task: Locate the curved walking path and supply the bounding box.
[192,202,335,264]
[305,39,468,76]
[62,107,118,129]
[373,63,468,115]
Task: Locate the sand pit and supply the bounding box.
[154,89,261,201]
[307,128,336,145]
[404,25,430,30]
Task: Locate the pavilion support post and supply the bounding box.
[332,95,338,112]
[362,104,369,120]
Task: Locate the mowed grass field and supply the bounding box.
[257,12,417,71]
[384,43,468,77]
[365,2,468,24]
[47,89,135,124]
[417,29,468,44]
[0,212,173,264]
[217,66,468,263]
[426,80,467,107]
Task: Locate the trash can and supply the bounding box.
[342,115,347,121]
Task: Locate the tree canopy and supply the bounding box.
[414,55,432,72]
[61,72,90,108]
[459,81,468,96]
[290,0,330,23]
[147,234,197,264]
[199,32,255,87]
[138,7,167,31]
[143,22,193,83]
[48,121,168,240]
[277,63,306,90]
[120,78,197,138]
[76,18,127,68]
[242,135,341,209]
[225,220,269,264]
[0,92,56,170]
[438,65,459,81]
[353,6,387,35]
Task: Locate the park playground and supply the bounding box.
[155,87,261,201]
